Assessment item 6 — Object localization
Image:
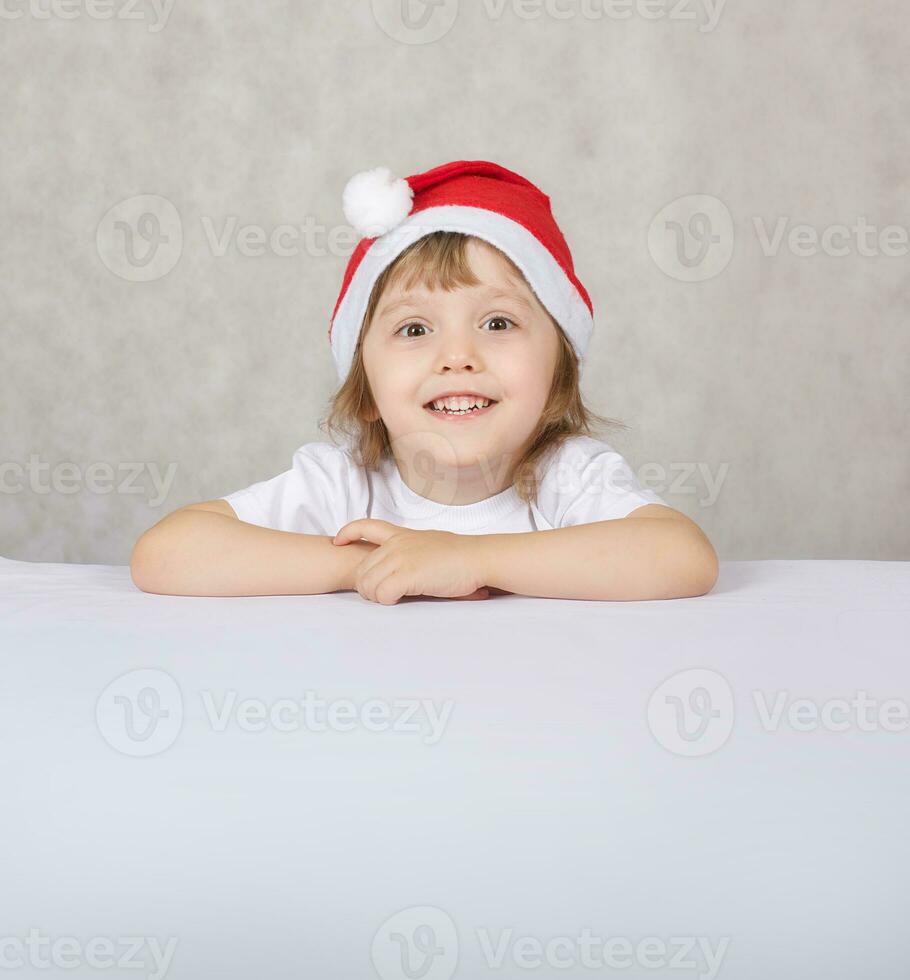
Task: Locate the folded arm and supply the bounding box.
[475,504,719,601]
[130,500,374,597]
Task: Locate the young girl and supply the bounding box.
[131,160,718,603]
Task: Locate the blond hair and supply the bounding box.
[318,231,626,506]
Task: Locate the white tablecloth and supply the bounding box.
[1,556,908,979]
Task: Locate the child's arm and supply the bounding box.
[130,500,374,597]
[476,504,718,601]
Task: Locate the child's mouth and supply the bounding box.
[423,400,499,420]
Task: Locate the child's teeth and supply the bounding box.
[431,398,491,413]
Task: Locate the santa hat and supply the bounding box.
[328,160,594,383]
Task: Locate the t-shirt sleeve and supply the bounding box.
[219,442,359,535]
[535,436,669,528]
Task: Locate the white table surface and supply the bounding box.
[1,556,908,979]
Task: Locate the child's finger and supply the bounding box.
[452,587,490,601]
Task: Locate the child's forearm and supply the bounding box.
[131,510,371,597]
[475,515,718,601]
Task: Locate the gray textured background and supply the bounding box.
[2,0,907,565]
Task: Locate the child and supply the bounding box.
[131,160,718,602]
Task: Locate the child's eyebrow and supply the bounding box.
[483,290,535,312]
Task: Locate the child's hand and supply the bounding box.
[331,519,490,605]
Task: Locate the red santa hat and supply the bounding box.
[328,160,595,383]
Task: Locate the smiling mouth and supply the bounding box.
[424,400,499,418]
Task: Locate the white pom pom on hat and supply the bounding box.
[341,166,414,239]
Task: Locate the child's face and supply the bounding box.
[361,239,560,484]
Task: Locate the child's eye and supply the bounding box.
[483,316,516,332]
[394,316,516,339]
[395,322,428,338]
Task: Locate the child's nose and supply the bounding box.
[435,326,485,372]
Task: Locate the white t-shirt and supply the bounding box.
[220,436,667,536]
